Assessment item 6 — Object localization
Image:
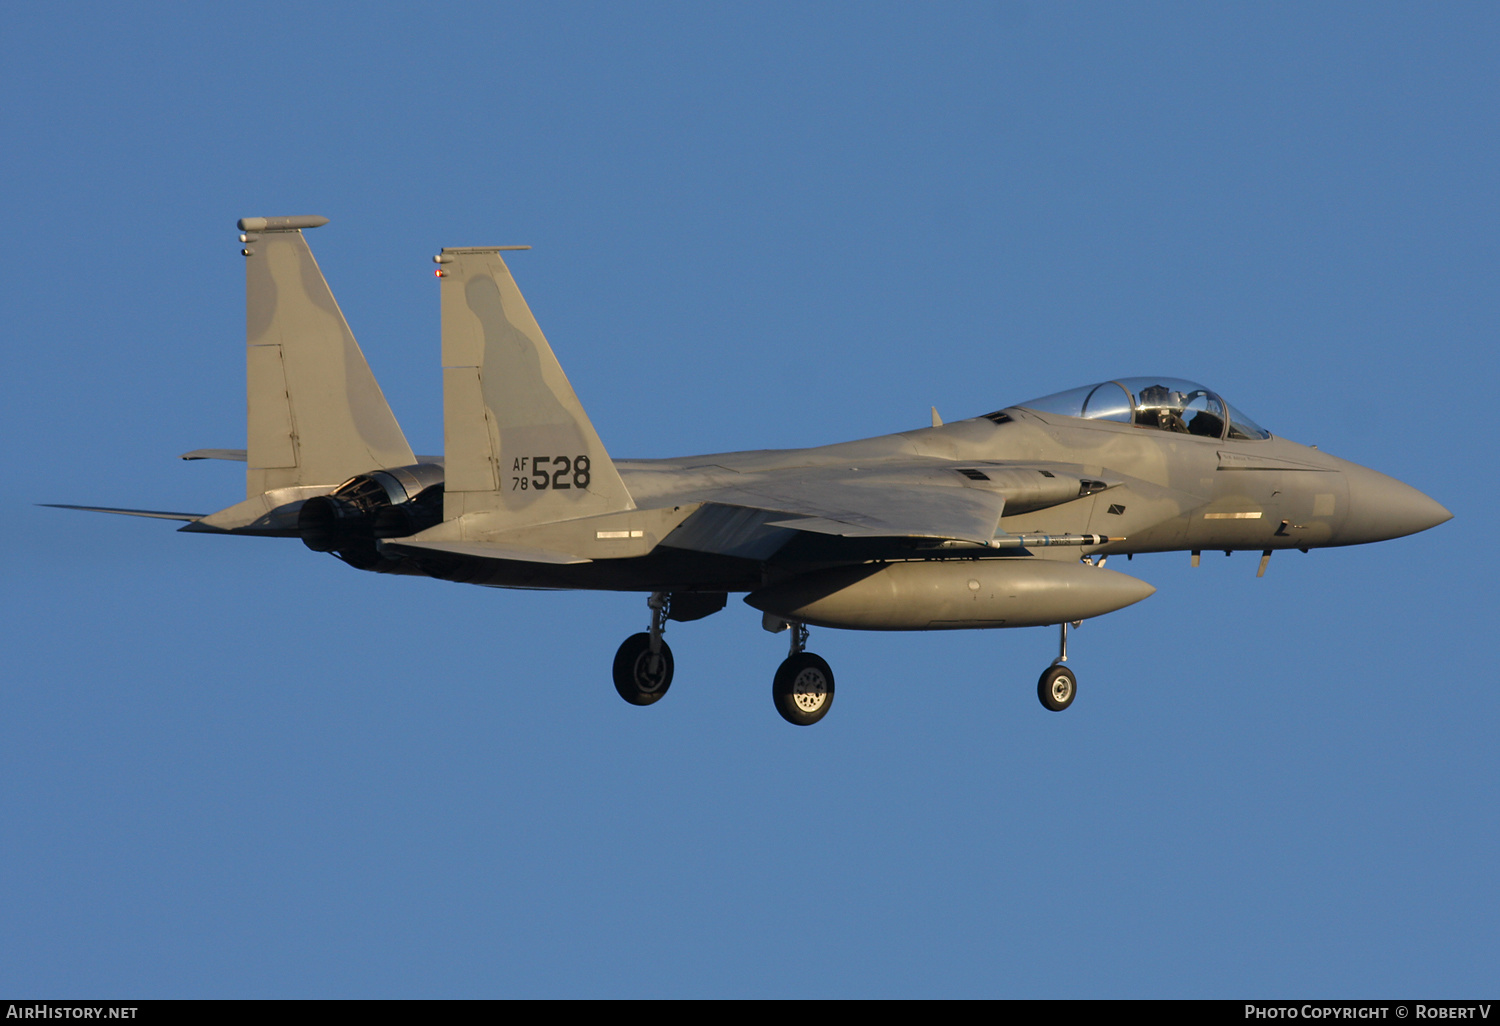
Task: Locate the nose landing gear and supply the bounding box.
[1037,620,1080,712]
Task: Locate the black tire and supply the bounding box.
[1037,664,1077,712]
[612,632,674,706]
[773,652,835,726]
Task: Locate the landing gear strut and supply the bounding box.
[613,592,674,706]
[1037,620,1079,712]
[772,622,835,726]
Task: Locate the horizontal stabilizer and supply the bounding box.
[180,447,438,468]
[189,484,341,535]
[181,447,442,465]
[41,503,204,521]
[181,449,248,461]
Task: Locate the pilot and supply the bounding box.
[1136,384,1188,433]
[1187,408,1225,437]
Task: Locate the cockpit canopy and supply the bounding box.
[1014,377,1271,440]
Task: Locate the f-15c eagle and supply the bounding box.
[51,216,1452,725]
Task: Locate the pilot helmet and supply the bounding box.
[1138,383,1177,408]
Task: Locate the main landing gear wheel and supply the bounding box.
[773,652,835,726]
[1037,664,1077,712]
[613,632,674,706]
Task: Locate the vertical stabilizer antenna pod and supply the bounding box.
[237,215,414,499]
[432,245,635,536]
[238,215,329,234]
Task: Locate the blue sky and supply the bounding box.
[4,2,1495,997]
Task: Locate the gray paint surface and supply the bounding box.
[242,221,414,495]
[60,218,1452,694]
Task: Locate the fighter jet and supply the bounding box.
[50,216,1452,725]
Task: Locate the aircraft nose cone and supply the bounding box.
[1340,463,1451,545]
[1105,568,1158,607]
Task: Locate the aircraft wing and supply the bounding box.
[673,462,1012,545]
[384,538,591,564]
[720,482,1005,543]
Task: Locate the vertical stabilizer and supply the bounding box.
[437,247,633,533]
[240,215,415,497]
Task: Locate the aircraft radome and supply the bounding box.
[49,216,1453,725]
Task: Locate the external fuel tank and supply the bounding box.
[746,558,1155,631]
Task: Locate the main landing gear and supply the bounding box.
[611,595,1078,721]
[611,596,836,725]
[1037,620,1080,712]
[612,592,674,705]
[771,622,835,727]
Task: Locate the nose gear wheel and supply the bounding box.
[1037,663,1076,712]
